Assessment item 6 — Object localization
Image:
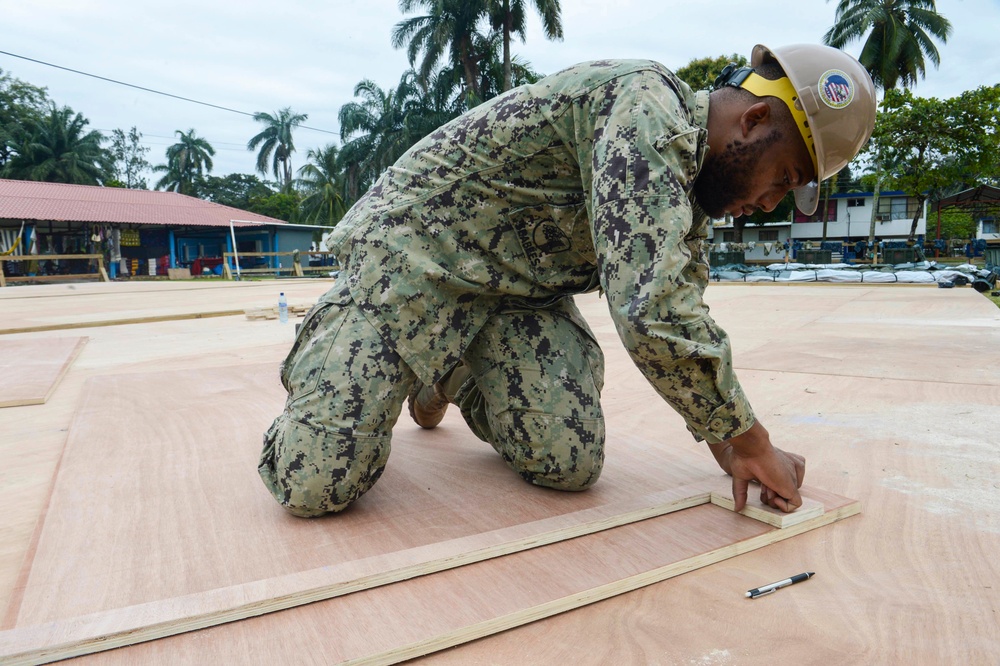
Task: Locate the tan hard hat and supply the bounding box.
[743,44,877,215]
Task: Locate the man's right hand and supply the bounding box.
[708,420,805,513]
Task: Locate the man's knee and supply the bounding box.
[258,414,391,517]
[495,411,605,491]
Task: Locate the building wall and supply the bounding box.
[710,224,792,262]
[793,194,927,241]
[274,229,316,268]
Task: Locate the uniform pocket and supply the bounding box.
[279,287,353,401]
[510,203,593,284]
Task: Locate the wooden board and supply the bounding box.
[0,280,334,335]
[0,337,87,408]
[0,362,853,664]
[0,484,851,665]
[10,283,990,663]
[709,490,823,528]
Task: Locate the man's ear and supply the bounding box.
[740,102,772,138]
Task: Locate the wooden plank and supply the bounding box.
[0,362,844,664]
[0,255,108,287]
[0,337,87,408]
[0,483,713,663]
[3,362,715,622]
[1,284,994,665]
[0,491,855,665]
[709,490,824,528]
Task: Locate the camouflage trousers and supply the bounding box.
[258,284,606,517]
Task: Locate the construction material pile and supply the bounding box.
[710,261,996,288]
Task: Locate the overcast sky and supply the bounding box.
[1,0,997,181]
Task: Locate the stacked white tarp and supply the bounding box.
[888,271,937,283]
[815,269,863,282]
[858,271,900,283]
[708,261,990,284]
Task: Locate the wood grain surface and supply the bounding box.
[0,360,848,664]
[0,337,87,408]
[1,281,997,664]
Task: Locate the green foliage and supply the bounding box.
[824,0,953,90]
[393,0,552,101]
[675,53,747,92]
[3,104,113,185]
[0,68,51,168]
[935,208,976,240]
[486,0,562,91]
[247,108,308,192]
[249,191,301,222]
[297,145,348,226]
[108,126,150,189]
[153,129,215,196]
[339,71,431,198]
[868,85,1000,240]
[394,0,489,100]
[199,173,275,209]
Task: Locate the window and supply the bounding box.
[847,198,865,207]
[758,229,780,241]
[983,218,998,235]
[877,196,920,221]
[722,231,736,242]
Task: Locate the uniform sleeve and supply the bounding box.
[573,70,755,444]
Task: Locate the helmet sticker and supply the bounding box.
[818,69,855,109]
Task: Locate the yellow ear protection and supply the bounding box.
[714,65,817,176]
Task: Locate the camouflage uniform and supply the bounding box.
[259,60,755,517]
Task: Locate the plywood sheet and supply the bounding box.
[0,361,854,664]
[0,337,87,408]
[3,363,702,625]
[0,280,333,334]
[2,492,854,665]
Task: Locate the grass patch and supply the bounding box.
[983,290,1000,309]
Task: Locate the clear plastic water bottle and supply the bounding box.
[278,292,288,324]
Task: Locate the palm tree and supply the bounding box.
[824,0,952,248]
[473,31,544,102]
[297,145,348,226]
[339,72,426,195]
[393,0,488,100]
[153,129,215,196]
[3,104,112,185]
[824,0,952,90]
[247,108,308,192]
[487,0,561,91]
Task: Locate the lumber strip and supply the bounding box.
[0,482,715,664]
[371,497,858,666]
[0,479,831,664]
[0,311,245,335]
[709,490,824,528]
[0,337,87,408]
[0,489,854,665]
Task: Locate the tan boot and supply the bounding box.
[407,381,449,429]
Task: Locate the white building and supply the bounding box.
[710,190,928,263]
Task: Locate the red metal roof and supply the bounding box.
[0,179,287,227]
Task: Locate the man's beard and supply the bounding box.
[693,131,779,219]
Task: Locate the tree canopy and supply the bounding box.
[153,129,215,196]
[247,108,308,192]
[3,104,112,185]
[824,0,953,90]
[868,85,1000,241]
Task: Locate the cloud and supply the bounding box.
[2,0,996,179]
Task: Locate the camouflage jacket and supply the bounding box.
[325,60,754,444]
